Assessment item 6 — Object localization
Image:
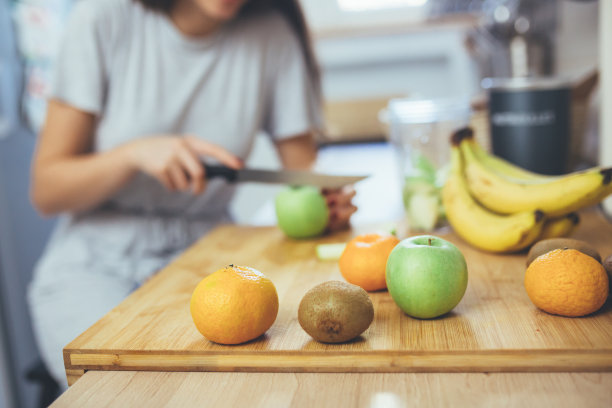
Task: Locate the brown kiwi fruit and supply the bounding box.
[604,254,612,285]
[298,281,374,343]
[526,238,601,266]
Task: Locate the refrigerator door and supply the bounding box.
[0,300,16,408]
[0,1,22,141]
[0,1,59,407]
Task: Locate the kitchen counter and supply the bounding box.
[59,208,612,392]
[52,370,612,407]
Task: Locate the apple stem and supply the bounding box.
[428,238,432,246]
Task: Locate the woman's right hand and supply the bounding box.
[122,135,243,194]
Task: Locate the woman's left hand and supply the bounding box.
[322,185,357,232]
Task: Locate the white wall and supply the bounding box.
[555,0,598,76]
[300,0,430,33]
[316,28,478,102]
[553,1,600,168]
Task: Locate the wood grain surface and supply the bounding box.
[52,371,612,408]
[63,209,612,384]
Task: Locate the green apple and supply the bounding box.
[386,235,468,319]
[275,186,329,239]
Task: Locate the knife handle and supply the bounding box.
[203,164,238,182]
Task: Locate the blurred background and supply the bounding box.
[0,0,606,407]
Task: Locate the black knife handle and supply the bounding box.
[203,164,238,182]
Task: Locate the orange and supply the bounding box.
[525,249,609,317]
[338,233,400,292]
[190,265,279,344]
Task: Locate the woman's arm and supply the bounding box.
[274,131,317,170]
[31,100,242,216]
[31,100,136,216]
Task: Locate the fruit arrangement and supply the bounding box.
[189,235,612,347]
[442,127,612,253]
[188,143,612,346]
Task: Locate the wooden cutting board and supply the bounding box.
[64,209,612,385]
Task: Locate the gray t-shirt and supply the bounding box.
[31,0,322,285]
[51,0,322,217]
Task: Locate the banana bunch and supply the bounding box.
[442,128,612,253]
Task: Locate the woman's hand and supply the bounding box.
[122,135,243,194]
[323,185,357,232]
[32,101,243,215]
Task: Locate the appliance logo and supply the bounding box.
[492,110,556,127]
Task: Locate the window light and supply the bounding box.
[337,0,429,12]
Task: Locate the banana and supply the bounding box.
[537,213,580,240]
[456,129,612,217]
[465,135,557,182]
[442,144,545,253]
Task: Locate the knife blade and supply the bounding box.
[203,164,368,189]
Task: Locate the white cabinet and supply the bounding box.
[316,25,478,102]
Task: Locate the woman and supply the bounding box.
[28,0,356,388]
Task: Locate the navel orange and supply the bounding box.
[525,248,609,317]
[190,265,279,344]
[338,233,400,291]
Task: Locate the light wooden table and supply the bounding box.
[55,208,612,405]
[62,209,612,384]
[52,371,612,407]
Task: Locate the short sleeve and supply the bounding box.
[50,2,108,115]
[262,18,323,141]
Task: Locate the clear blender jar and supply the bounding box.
[384,98,472,232]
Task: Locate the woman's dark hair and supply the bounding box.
[135,0,321,95]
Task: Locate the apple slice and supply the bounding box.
[407,193,439,231]
[315,243,347,261]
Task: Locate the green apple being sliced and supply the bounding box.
[275,186,329,239]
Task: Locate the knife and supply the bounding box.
[203,164,368,189]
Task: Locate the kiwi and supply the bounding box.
[526,238,602,266]
[604,254,612,283]
[298,281,374,343]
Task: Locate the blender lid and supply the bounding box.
[481,76,572,91]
